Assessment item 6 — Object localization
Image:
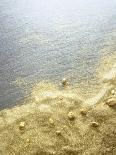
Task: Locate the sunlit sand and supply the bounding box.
[0,56,116,155]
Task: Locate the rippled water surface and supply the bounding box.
[0,0,116,109]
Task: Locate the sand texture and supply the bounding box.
[0,64,116,155]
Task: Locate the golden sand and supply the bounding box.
[0,58,116,155]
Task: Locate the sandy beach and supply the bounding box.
[0,59,116,155]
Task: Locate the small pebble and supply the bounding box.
[106,98,116,107]
[59,97,63,100]
[61,78,68,87]
[91,122,99,127]
[68,112,75,121]
[56,130,61,136]
[26,139,30,143]
[80,109,87,115]
[111,89,115,95]
[19,121,25,130]
[49,118,54,125]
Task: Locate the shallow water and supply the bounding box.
[0,0,116,109]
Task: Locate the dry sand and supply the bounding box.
[0,61,116,155]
